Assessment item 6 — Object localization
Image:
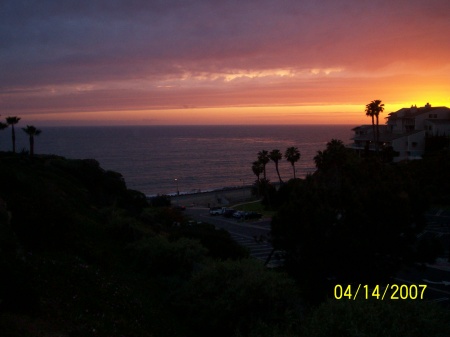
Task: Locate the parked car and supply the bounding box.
[223,209,237,218]
[209,207,224,215]
[232,210,245,219]
[243,211,263,220]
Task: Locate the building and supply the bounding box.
[350,103,450,162]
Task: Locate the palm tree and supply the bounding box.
[5,116,21,153]
[365,100,384,152]
[257,150,270,180]
[285,147,301,179]
[269,149,283,184]
[22,125,42,157]
[251,160,264,182]
[372,99,384,149]
[0,121,8,149]
[365,102,376,147]
[314,139,346,170]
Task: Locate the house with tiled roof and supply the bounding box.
[350,103,450,162]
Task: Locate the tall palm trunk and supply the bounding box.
[375,114,380,153]
[371,115,376,147]
[275,162,282,184]
[22,125,41,157]
[6,117,21,153]
[365,100,384,154]
[11,125,16,153]
[284,147,301,180]
[257,150,269,180]
[291,162,296,179]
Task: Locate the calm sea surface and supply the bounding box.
[0,125,353,196]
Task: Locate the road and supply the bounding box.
[396,262,450,307]
[185,207,284,267]
[184,206,450,306]
[395,209,450,307]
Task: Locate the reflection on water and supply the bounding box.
[0,125,353,195]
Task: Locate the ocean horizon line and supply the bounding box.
[35,123,357,128]
[0,124,351,196]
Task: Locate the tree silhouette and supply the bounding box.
[372,99,385,150]
[0,121,8,150]
[365,100,384,152]
[22,125,42,157]
[257,150,270,180]
[365,102,376,147]
[269,149,283,184]
[284,147,301,179]
[251,160,264,182]
[272,142,430,298]
[5,116,21,153]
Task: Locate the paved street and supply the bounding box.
[185,207,284,267]
[399,209,450,307]
[424,209,450,254]
[396,262,450,307]
[184,206,450,306]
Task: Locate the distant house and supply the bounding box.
[350,103,450,162]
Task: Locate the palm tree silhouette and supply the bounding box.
[22,125,42,157]
[365,100,384,152]
[251,160,264,182]
[372,99,384,150]
[365,102,376,147]
[257,150,270,180]
[284,147,301,179]
[269,149,283,184]
[0,121,8,149]
[5,116,21,153]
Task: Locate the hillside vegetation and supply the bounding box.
[1,152,449,337]
[0,154,298,337]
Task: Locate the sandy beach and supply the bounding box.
[170,186,256,208]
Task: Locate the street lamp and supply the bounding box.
[175,178,179,196]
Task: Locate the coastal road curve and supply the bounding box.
[184,207,284,267]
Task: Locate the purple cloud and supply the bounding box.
[1,0,450,116]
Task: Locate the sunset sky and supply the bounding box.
[1,0,450,125]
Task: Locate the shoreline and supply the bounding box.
[166,186,257,207]
[146,184,255,198]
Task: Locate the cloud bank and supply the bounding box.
[1,0,449,122]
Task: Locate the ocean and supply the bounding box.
[0,125,353,196]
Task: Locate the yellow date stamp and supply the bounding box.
[334,284,427,300]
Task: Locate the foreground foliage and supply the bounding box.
[302,298,450,337]
[271,140,447,299]
[0,153,302,336]
[1,151,449,337]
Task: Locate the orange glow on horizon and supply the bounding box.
[22,100,449,127]
[8,70,449,127]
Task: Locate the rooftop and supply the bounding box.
[388,104,449,119]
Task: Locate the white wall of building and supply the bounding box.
[390,131,426,162]
[415,108,450,131]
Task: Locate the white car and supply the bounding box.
[209,207,223,215]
